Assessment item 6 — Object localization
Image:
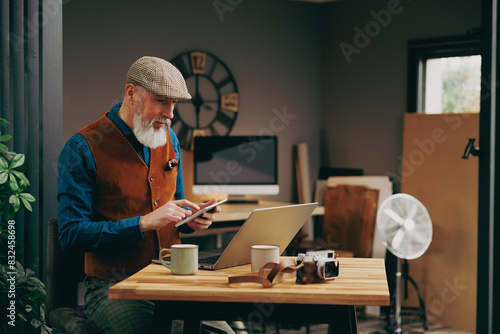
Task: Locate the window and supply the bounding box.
[407,32,481,114]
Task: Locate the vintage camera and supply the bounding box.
[296,250,339,284]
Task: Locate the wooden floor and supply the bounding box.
[230,311,475,334]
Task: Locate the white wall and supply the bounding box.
[63,0,322,203]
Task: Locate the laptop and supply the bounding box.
[155,202,318,270]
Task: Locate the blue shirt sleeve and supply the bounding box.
[57,134,144,253]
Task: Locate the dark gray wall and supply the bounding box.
[63,0,321,203]
[63,0,481,202]
[320,0,481,190]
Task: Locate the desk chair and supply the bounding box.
[289,184,378,258]
[323,184,378,258]
[46,218,101,334]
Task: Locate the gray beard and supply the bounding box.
[132,102,171,149]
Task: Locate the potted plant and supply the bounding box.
[0,117,50,333]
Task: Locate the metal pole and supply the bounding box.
[394,258,404,334]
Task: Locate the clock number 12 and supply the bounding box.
[190,52,206,74]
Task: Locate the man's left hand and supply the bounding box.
[186,198,222,230]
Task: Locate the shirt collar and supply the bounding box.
[107,102,133,137]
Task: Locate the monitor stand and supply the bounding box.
[226,194,258,204]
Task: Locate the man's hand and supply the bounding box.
[140,199,199,232]
[186,198,222,230]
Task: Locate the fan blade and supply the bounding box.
[414,215,430,227]
[408,203,419,220]
[392,229,405,250]
[383,208,405,225]
[409,231,430,245]
[385,224,402,235]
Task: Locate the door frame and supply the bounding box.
[477,1,499,333]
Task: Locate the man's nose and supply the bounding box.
[162,103,175,119]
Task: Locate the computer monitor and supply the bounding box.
[192,135,279,202]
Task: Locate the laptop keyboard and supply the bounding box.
[198,255,221,264]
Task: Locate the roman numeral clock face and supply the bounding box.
[170,51,239,150]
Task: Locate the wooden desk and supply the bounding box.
[109,257,389,333]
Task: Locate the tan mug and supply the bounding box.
[251,244,280,272]
[159,244,198,275]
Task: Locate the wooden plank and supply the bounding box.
[295,143,314,239]
[109,257,389,306]
[401,113,478,332]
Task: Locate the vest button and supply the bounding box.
[150,177,154,182]
[154,200,158,206]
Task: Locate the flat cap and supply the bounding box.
[126,56,191,99]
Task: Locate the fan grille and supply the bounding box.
[377,193,432,260]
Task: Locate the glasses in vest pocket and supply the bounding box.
[165,159,179,171]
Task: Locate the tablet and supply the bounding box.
[174,198,228,227]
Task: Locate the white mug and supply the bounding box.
[159,244,198,275]
[251,245,280,272]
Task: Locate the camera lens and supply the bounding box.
[324,261,337,278]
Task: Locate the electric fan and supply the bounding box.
[377,193,433,334]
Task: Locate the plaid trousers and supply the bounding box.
[83,280,235,334]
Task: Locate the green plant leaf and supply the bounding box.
[1,204,14,221]
[0,143,8,152]
[0,134,12,142]
[11,170,29,184]
[0,118,8,127]
[9,195,20,212]
[18,180,29,191]
[0,171,7,184]
[15,261,25,274]
[0,156,8,168]
[0,199,9,214]
[18,312,27,322]
[8,173,19,191]
[19,193,35,202]
[20,197,33,212]
[10,153,25,169]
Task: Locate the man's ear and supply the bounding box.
[124,84,136,104]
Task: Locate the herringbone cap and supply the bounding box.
[126,56,191,99]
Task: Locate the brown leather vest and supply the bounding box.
[78,113,180,281]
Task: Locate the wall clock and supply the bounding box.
[170,50,239,150]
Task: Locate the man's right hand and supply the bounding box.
[139,199,200,232]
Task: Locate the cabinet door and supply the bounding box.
[401,113,478,332]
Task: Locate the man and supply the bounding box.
[57,56,234,333]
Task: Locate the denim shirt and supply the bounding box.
[57,103,191,253]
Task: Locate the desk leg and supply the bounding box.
[153,302,202,334]
[328,305,358,334]
[153,302,172,334]
[183,319,202,334]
